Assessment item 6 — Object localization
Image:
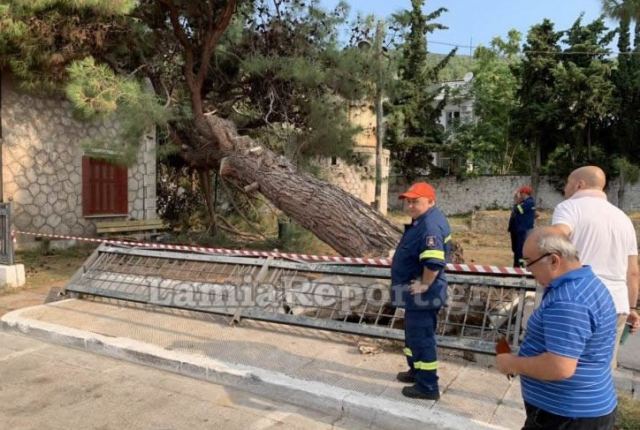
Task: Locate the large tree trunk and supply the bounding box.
[158,0,401,257]
[208,117,401,257]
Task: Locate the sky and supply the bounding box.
[319,0,616,55]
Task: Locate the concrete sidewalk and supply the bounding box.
[2,298,638,429]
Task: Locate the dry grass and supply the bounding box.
[9,245,95,292]
[617,395,640,429]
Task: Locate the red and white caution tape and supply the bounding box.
[447,263,529,276]
[13,230,531,276]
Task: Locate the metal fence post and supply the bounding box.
[0,202,15,265]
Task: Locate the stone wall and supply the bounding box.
[347,102,376,148]
[316,147,390,214]
[389,175,640,215]
[1,75,156,246]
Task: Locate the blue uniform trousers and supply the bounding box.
[511,230,527,267]
[403,309,439,394]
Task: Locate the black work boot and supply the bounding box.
[396,371,416,383]
[401,385,440,400]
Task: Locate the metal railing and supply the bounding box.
[0,202,14,265]
[64,244,538,354]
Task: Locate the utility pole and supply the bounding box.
[0,70,4,202]
[373,20,385,212]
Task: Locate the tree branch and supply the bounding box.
[158,0,200,111]
[196,0,237,92]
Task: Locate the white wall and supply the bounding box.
[389,175,640,215]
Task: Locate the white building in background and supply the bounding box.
[322,73,474,212]
[432,72,475,174]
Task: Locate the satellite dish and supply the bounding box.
[463,72,474,82]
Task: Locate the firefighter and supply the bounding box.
[508,185,536,267]
[391,182,451,400]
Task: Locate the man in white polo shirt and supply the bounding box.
[552,166,640,366]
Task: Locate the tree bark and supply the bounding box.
[587,122,592,160]
[208,117,401,256]
[197,168,216,232]
[617,169,626,210]
[530,139,541,193]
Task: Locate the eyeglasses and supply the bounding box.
[524,253,552,268]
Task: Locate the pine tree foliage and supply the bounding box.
[65,56,168,164]
[546,15,616,175]
[0,0,134,92]
[206,0,369,163]
[0,0,370,166]
[4,0,640,197]
[601,0,640,167]
[511,19,562,187]
[1,0,405,256]
[384,0,455,181]
[449,30,523,175]
[11,0,135,14]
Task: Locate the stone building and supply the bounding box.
[317,101,391,214]
[0,73,157,247]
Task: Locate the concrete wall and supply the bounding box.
[389,175,640,215]
[0,75,157,244]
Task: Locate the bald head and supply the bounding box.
[564,166,606,198]
[570,166,606,189]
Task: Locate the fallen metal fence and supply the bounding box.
[64,244,539,354]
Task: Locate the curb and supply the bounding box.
[1,304,505,430]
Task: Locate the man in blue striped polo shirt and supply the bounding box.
[496,227,617,429]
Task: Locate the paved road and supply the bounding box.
[0,332,371,430]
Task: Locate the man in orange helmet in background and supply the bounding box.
[508,185,536,267]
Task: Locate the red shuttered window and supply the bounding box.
[82,156,128,216]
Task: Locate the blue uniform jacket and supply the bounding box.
[391,206,451,310]
[508,196,536,233]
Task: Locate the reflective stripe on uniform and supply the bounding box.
[414,360,438,371]
[419,250,445,261]
[403,347,413,357]
[444,234,452,243]
[516,204,524,214]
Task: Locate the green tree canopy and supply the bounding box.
[0,0,403,256]
[384,0,455,181]
[512,19,562,189]
[448,30,523,175]
[545,14,616,177]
